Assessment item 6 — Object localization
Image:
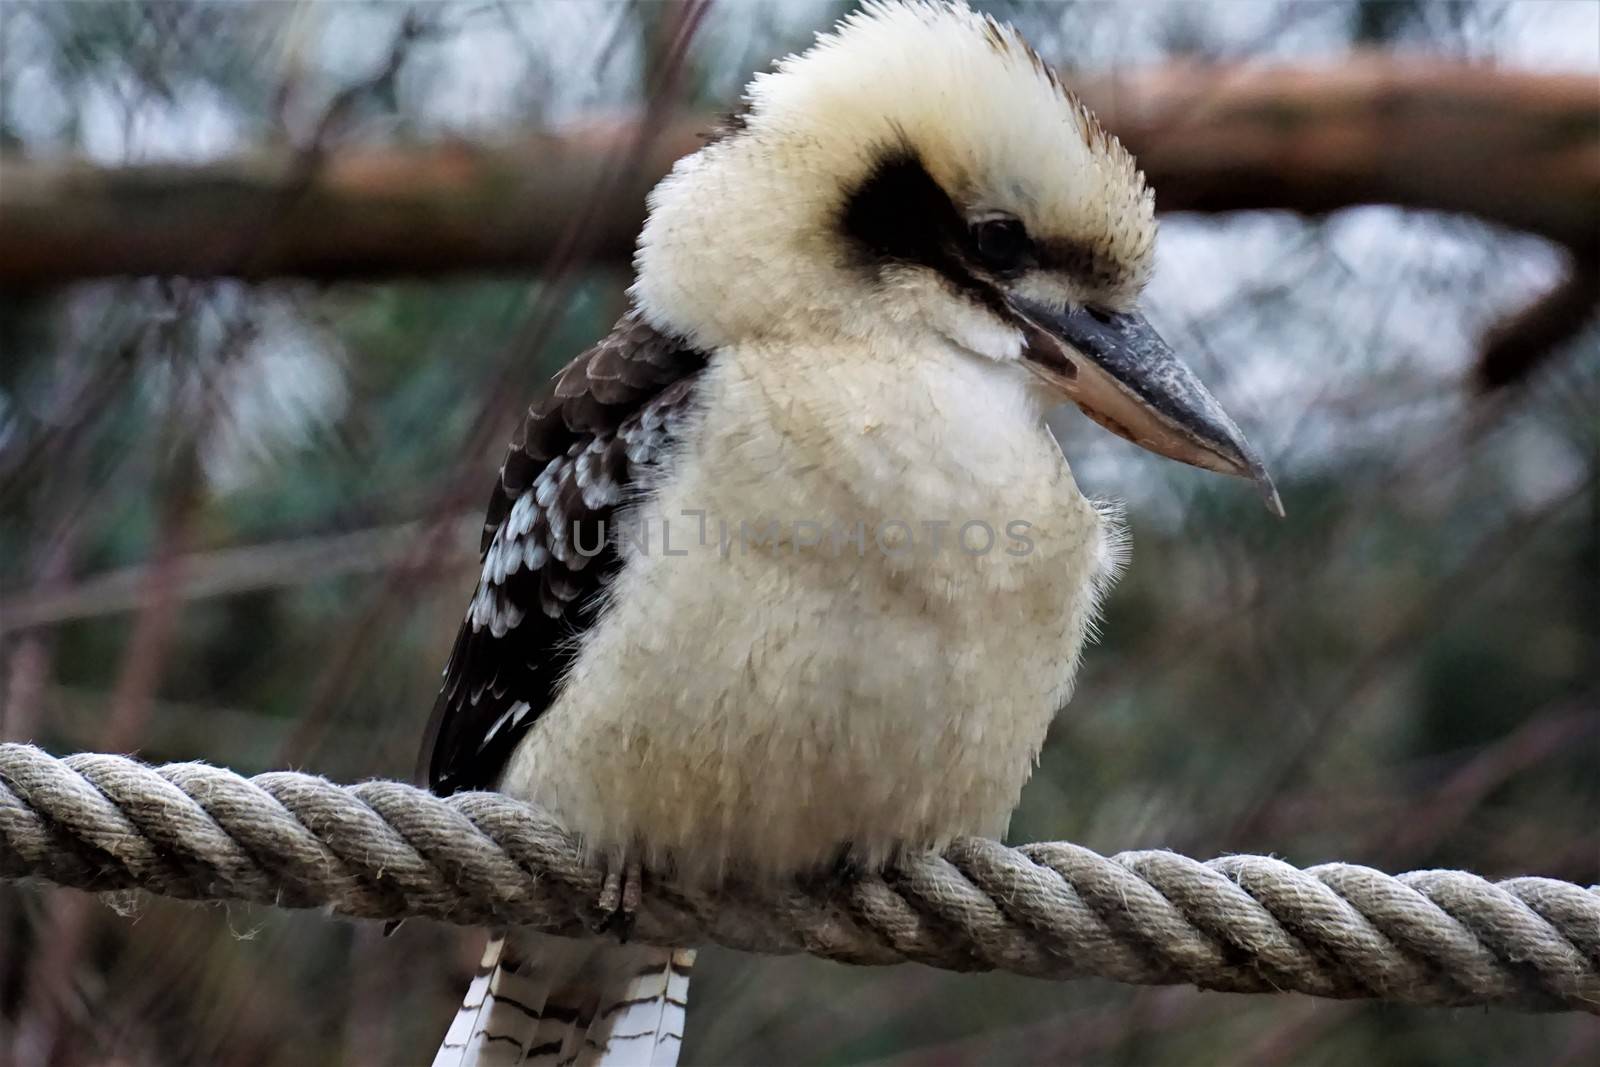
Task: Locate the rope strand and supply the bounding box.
[1,743,1594,1012]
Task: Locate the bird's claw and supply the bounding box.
[593,857,642,942]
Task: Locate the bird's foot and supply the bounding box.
[795,843,865,896]
[593,856,643,942]
[830,844,866,885]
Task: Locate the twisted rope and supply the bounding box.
[1,744,1595,1012]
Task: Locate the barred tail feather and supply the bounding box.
[431,936,541,1067]
[431,936,693,1067]
[575,947,695,1067]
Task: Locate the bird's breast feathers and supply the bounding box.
[499,334,1123,879]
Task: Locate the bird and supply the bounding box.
[422,3,1279,1064]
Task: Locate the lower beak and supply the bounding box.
[1010,297,1284,517]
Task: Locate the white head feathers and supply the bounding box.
[632,1,1156,353]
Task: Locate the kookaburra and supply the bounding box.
[425,3,1279,1064]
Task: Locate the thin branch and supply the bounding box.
[0,516,478,635]
[1476,258,1600,391]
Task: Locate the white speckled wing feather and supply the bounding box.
[419,310,705,796]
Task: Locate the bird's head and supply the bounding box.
[633,1,1280,512]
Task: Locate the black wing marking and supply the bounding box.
[419,310,707,794]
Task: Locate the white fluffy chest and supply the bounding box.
[500,340,1120,878]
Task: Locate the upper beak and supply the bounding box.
[1009,297,1284,518]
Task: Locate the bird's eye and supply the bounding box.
[971,217,1030,271]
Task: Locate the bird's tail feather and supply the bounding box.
[568,944,695,1067]
[432,934,694,1067]
[430,936,538,1067]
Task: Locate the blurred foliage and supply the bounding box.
[1,2,1597,1065]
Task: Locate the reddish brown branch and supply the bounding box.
[1476,258,1600,391]
[1090,58,1600,389]
[2,57,1595,382]
[0,121,706,284]
[1092,57,1599,252]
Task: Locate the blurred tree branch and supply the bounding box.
[1091,57,1598,250]
[0,119,703,282]
[1477,262,1600,389]
[0,516,478,635]
[2,56,1595,386]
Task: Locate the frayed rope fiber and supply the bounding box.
[1,743,1595,1012]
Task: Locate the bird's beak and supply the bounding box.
[1009,297,1284,517]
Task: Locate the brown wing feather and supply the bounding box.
[419,310,707,794]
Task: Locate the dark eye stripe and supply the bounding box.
[841,147,1132,307]
[842,149,965,266]
[841,147,1009,318]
